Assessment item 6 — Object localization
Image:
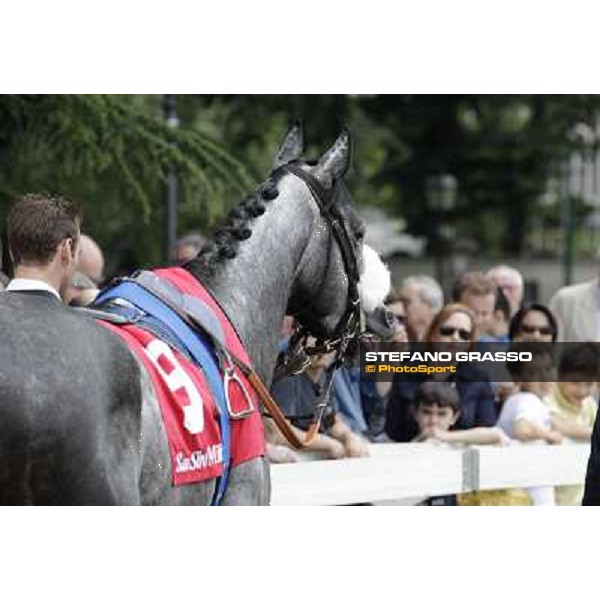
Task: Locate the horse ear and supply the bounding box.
[313,129,351,186]
[273,118,304,169]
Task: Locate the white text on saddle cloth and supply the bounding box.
[174,446,223,474]
[144,338,205,434]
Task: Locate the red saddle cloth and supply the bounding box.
[100,267,265,486]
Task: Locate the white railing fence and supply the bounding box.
[270,442,591,505]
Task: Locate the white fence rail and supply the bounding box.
[270,443,591,505]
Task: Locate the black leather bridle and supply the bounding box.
[272,162,363,422]
[284,162,361,345]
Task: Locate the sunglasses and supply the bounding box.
[438,326,471,341]
[519,324,554,336]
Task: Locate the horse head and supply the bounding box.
[274,122,391,343]
[187,121,390,380]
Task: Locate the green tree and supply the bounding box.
[0,94,253,271]
[360,94,600,256]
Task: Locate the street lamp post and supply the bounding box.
[426,174,458,291]
[164,94,179,263]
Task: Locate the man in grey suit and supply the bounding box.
[549,278,599,342]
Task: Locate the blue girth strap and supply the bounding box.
[95,280,231,506]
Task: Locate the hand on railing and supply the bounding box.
[341,432,370,458]
[416,425,512,447]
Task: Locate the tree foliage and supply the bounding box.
[359,94,600,255]
[2,94,600,273]
[0,95,253,269]
[180,95,600,257]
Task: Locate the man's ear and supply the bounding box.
[59,238,74,263]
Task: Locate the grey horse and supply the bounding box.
[0,123,389,505]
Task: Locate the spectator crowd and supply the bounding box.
[267,264,600,506]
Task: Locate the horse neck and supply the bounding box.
[187,177,315,383]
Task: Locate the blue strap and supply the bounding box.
[95,281,231,505]
[95,300,195,363]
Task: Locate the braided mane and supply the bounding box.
[190,173,283,276]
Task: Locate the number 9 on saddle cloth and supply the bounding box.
[89,267,265,505]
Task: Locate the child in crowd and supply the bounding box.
[497,345,562,505]
[412,381,512,505]
[413,381,509,446]
[545,343,599,505]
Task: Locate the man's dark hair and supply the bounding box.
[452,271,496,302]
[558,343,600,381]
[414,381,460,414]
[7,193,82,265]
[495,286,511,322]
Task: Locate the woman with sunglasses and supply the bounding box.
[490,305,559,409]
[385,303,497,442]
[509,304,558,343]
[429,306,474,344]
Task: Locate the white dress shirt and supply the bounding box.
[5,278,61,300]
